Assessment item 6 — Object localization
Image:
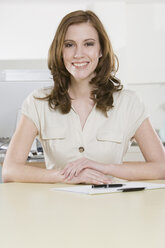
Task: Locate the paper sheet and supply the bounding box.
[51,182,165,195]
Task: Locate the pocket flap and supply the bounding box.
[96,130,123,143]
[42,127,66,140]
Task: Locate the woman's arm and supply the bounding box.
[62,118,165,180]
[109,118,165,180]
[2,115,63,183]
[2,115,111,184]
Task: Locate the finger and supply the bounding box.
[86,177,110,185]
[88,180,105,185]
[62,158,86,176]
[61,163,72,175]
[64,162,80,178]
[85,172,110,184]
[75,161,91,177]
[63,165,75,178]
[89,170,112,184]
[67,168,77,180]
[74,159,90,176]
[63,159,87,178]
[75,160,88,175]
[89,169,109,180]
[60,169,66,175]
[75,159,103,176]
[64,167,74,178]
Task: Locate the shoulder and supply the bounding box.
[30,86,53,99]
[113,88,139,101]
[22,87,53,111]
[24,86,53,104]
[113,88,142,107]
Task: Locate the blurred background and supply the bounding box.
[0,0,165,180]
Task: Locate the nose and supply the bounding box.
[74,45,84,58]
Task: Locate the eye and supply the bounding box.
[85,42,95,47]
[64,43,74,48]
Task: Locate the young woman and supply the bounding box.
[2,10,165,184]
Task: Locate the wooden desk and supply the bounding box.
[0,181,165,248]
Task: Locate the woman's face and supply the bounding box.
[62,22,102,82]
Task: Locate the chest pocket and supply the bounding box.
[40,127,68,168]
[95,130,124,164]
[41,127,66,140]
[96,130,123,144]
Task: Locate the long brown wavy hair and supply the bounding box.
[40,10,123,114]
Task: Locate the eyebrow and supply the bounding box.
[64,38,96,42]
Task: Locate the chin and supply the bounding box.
[72,73,95,82]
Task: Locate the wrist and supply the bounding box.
[105,163,114,175]
[52,170,65,183]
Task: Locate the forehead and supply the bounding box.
[64,22,99,40]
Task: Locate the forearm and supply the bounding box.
[61,158,165,181]
[106,161,165,181]
[2,162,63,183]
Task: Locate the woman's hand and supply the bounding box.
[61,168,111,185]
[61,158,109,180]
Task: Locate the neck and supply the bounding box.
[69,78,92,99]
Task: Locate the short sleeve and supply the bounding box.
[21,91,41,133]
[125,91,149,140]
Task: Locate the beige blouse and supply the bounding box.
[22,87,148,170]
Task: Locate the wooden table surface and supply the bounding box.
[0,180,165,248]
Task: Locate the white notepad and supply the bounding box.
[51,182,165,195]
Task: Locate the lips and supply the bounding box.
[72,62,89,68]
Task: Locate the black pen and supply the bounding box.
[118,187,145,192]
[92,184,124,188]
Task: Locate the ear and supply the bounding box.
[99,51,102,58]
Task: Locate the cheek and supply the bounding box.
[90,50,100,61]
[62,50,72,63]
[62,53,68,64]
[91,54,100,66]
[62,53,73,73]
[63,56,72,71]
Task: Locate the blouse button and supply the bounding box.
[79,147,84,153]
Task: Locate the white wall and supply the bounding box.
[92,1,126,84]
[1,1,165,82]
[0,2,87,60]
[0,1,126,81]
[125,3,165,84]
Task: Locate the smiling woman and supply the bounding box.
[45,10,121,114]
[2,10,165,184]
[62,22,102,82]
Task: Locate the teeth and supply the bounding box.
[73,62,88,67]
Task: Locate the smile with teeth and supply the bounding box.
[72,62,89,68]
